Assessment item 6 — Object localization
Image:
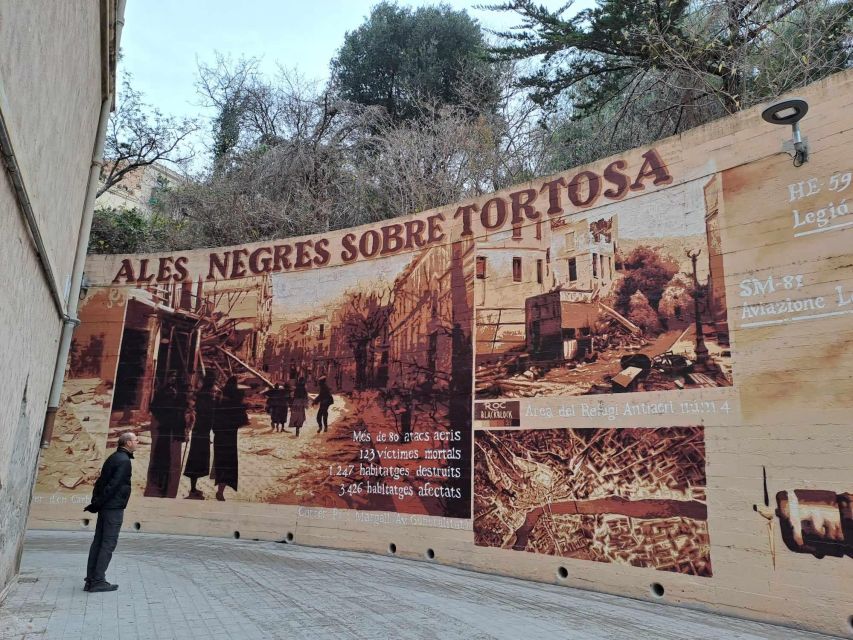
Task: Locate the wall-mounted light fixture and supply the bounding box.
[761,98,809,167]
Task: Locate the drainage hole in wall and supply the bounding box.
[286,532,294,542]
[557,566,568,579]
[133,522,141,531]
[233,531,240,539]
[425,548,435,560]
[388,543,397,554]
[82,519,90,527]
[650,583,665,598]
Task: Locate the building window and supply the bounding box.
[318,324,325,339]
[476,256,486,279]
[536,259,543,284]
[592,253,598,278]
[568,258,577,282]
[512,257,522,282]
[565,231,575,251]
[607,256,612,280]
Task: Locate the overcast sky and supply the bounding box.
[120,0,594,168]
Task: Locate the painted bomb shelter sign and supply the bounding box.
[31,72,853,639]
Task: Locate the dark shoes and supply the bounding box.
[88,581,119,593]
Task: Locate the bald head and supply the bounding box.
[117,432,138,452]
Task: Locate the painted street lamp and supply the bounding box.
[685,249,709,367]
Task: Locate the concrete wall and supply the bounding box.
[0,1,108,598]
[30,70,853,638]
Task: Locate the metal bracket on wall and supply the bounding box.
[782,136,809,166]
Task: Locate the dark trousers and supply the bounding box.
[86,508,124,583]
[317,406,329,430]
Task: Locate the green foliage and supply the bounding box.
[88,207,175,254]
[489,0,853,142]
[147,175,173,209]
[331,2,497,121]
[487,0,692,112]
[213,101,244,167]
[95,2,850,254]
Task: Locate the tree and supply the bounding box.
[338,290,393,390]
[659,273,695,323]
[196,55,262,169]
[99,76,198,197]
[87,207,171,254]
[152,56,547,251]
[488,1,852,146]
[331,2,498,122]
[615,246,679,315]
[627,290,662,334]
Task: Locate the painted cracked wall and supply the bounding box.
[30,71,853,638]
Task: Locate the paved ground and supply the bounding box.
[0,530,835,640]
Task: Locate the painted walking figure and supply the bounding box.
[265,382,290,432]
[313,377,334,433]
[289,377,308,437]
[183,370,219,499]
[145,373,189,498]
[83,431,138,593]
[211,376,250,501]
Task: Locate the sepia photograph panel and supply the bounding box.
[475,177,732,398]
[474,426,711,576]
[39,240,474,518]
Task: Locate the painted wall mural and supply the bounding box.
[775,490,853,559]
[474,427,711,576]
[474,174,732,399]
[30,72,853,639]
[39,240,473,517]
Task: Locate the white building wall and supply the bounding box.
[0,1,108,597]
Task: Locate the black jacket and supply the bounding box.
[87,447,133,511]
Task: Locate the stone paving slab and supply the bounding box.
[0,530,837,640]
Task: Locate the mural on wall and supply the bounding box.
[753,468,853,564]
[37,240,474,518]
[475,175,732,398]
[36,288,125,493]
[37,144,720,564]
[37,144,690,526]
[27,71,853,640]
[474,427,711,576]
[775,490,853,559]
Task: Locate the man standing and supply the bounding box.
[83,431,138,592]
